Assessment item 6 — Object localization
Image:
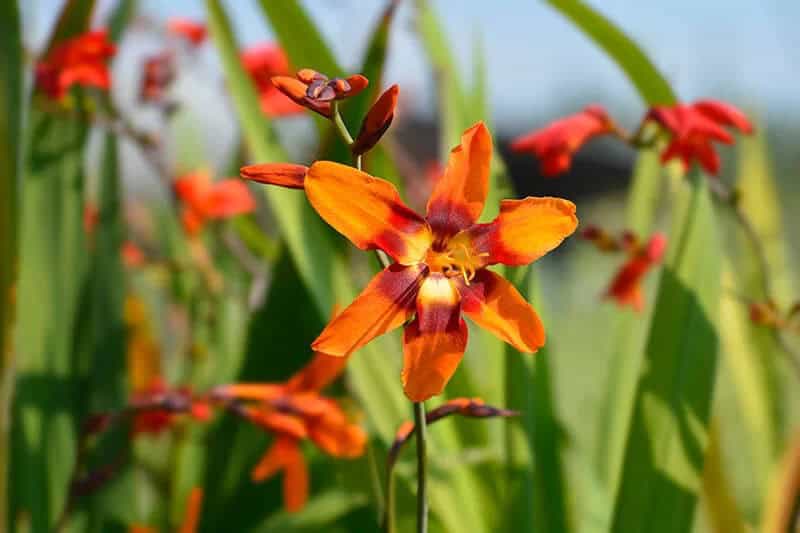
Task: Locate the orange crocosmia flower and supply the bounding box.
[139,51,176,103]
[173,170,255,235]
[511,105,616,177]
[646,100,753,175]
[241,122,578,401]
[83,202,99,236]
[605,233,667,312]
[36,30,116,100]
[122,241,146,268]
[216,349,366,512]
[167,18,207,46]
[271,68,369,118]
[240,44,305,117]
[130,378,211,437]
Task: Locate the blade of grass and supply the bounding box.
[206,0,341,315]
[0,1,23,530]
[610,171,721,531]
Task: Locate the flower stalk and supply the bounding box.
[413,401,428,533]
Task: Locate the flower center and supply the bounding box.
[425,235,488,285]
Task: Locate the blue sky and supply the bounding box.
[27,0,799,131]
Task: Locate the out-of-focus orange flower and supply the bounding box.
[83,202,99,236]
[167,18,207,46]
[242,122,578,401]
[130,378,211,436]
[646,100,753,175]
[173,170,255,236]
[214,347,366,512]
[36,30,116,101]
[511,105,617,177]
[271,69,369,118]
[139,51,176,103]
[605,233,667,312]
[130,486,204,533]
[240,44,305,117]
[351,84,399,155]
[122,241,146,268]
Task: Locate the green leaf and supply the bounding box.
[256,490,368,533]
[0,0,23,530]
[504,266,570,533]
[545,0,677,105]
[610,172,721,531]
[206,0,341,315]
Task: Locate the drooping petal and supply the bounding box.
[312,264,426,356]
[426,122,493,237]
[304,162,432,264]
[287,351,349,393]
[465,197,578,266]
[401,274,467,401]
[174,170,212,210]
[693,100,753,134]
[605,255,651,312]
[177,487,203,533]
[457,269,545,353]
[246,408,307,439]
[282,440,309,512]
[213,383,286,401]
[307,401,367,458]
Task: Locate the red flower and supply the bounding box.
[511,105,617,176]
[121,241,145,268]
[83,202,99,236]
[35,30,116,100]
[215,348,366,512]
[173,170,256,236]
[605,233,667,312]
[271,69,369,118]
[351,84,399,155]
[130,378,210,436]
[139,51,176,103]
[646,100,753,175]
[242,123,578,401]
[241,44,305,117]
[167,18,207,46]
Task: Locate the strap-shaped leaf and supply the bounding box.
[610,172,721,531]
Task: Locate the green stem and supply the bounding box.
[384,470,396,533]
[413,401,428,533]
[331,101,354,145]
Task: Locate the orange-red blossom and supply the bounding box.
[213,349,366,512]
[173,170,256,235]
[35,30,116,100]
[604,232,667,312]
[511,105,617,176]
[167,18,207,47]
[271,69,369,118]
[241,122,578,401]
[240,44,306,117]
[646,100,753,175]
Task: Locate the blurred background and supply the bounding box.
[9,1,800,531]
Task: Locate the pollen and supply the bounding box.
[425,237,488,285]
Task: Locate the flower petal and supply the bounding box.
[693,100,753,134]
[282,440,309,512]
[205,180,255,218]
[352,84,399,155]
[312,264,426,356]
[457,269,545,353]
[466,197,578,266]
[247,408,307,439]
[305,161,432,264]
[426,122,492,237]
[307,401,367,458]
[401,274,467,401]
[240,163,308,189]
